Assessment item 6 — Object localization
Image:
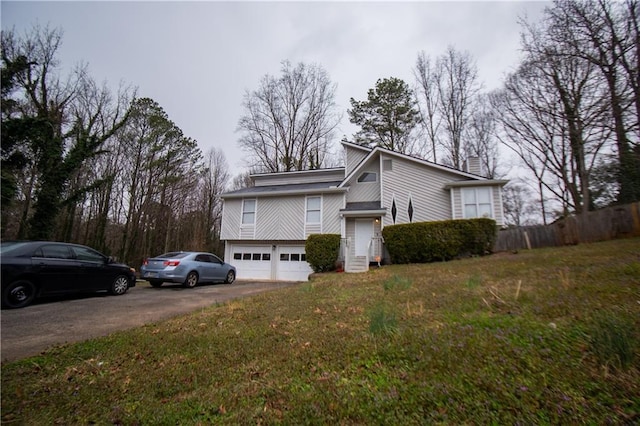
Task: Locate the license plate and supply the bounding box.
[145,272,158,278]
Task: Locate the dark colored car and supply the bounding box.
[140,251,236,288]
[1,241,136,309]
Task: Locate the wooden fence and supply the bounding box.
[494,202,640,252]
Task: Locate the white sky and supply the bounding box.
[2,1,547,177]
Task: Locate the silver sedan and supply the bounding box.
[140,251,236,288]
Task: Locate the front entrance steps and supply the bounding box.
[346,255,368,273]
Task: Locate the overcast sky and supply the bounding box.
[2,1,547,177]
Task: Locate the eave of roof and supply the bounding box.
[221,181,347,199]
[250,167,345,179]
[444,179,509,188]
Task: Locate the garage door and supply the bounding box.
[230,245,272,280]
[277,246,313,281]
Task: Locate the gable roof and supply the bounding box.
[339,141,497,188]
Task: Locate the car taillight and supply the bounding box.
[164,260,180,267]
[143,259,148,265]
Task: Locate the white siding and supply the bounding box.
[346,164,381,203]
[322,193,344,234]
[493,186,504,226]
[346,145,369,176]
[255,196,305,240]
[381,154,465,226]
[220,199,242,240]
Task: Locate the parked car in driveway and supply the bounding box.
[1,241,136,309]
[141,251,236,288]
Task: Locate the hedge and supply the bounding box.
[305,234,341,272]
[381,218,497,264]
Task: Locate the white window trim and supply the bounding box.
[305,195,322,225]
[462,187,494,219]
[241,198,257,225]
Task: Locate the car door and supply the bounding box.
[194,254,217,282]
[71,245,111,291]
[32,244,81,294]
[207,254,226,280]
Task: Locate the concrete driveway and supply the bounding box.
[1,280,298,363]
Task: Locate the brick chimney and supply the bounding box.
[463,157,482,176]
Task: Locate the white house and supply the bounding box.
[220,141,508,281]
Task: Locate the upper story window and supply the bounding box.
[463,188,492,218]
[242,199,256,225]
[306,196,321,224]
[357,172,377,183]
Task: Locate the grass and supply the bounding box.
[2,238,639,424]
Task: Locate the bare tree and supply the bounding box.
[1,25,133,240]
[237,60,341,172]
[413,46,482,169]
[230,171,254,191]
[414,51,441,162]
[502,181,540,226]
[436,46,482,169]
[200,147,229,255]
[464,94,502,178]
[545,0,640,203]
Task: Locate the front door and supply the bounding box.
[355,219,374,257]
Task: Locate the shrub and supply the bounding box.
[305,234,341,273]
[382,218,497,264]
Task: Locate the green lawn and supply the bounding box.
[2,238,639,424]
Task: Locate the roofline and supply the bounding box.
[221,186,348,199]
[250,167,345,179]
[341,140,373,153]
[444,179,509,188]
[339,146,485,188]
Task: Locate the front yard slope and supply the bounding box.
[2,238,639,424]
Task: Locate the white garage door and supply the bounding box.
[277,246,313,281]
[230,245,272,280]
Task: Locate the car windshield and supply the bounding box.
[0,242,31,255]
[157,252,189,259]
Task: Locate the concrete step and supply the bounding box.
[346,256,369,273]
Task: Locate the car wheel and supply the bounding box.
[225,270,235,284]
[110,275,130,295]
[183,271,198,288]
[2,280,36,309]
[148,280,163,288]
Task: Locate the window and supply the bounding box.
[291,253,300,261]
[242,253,252,260]
[252,253,261,261]
[73,246,104,262]
[306,196,321,224]
[37,245,74,259]
[357,172,377,183]
[242,199,256,225]
[233,253,242,260]
[262,253,271,261]
[280,253,290,261]
[463,188,492,218]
